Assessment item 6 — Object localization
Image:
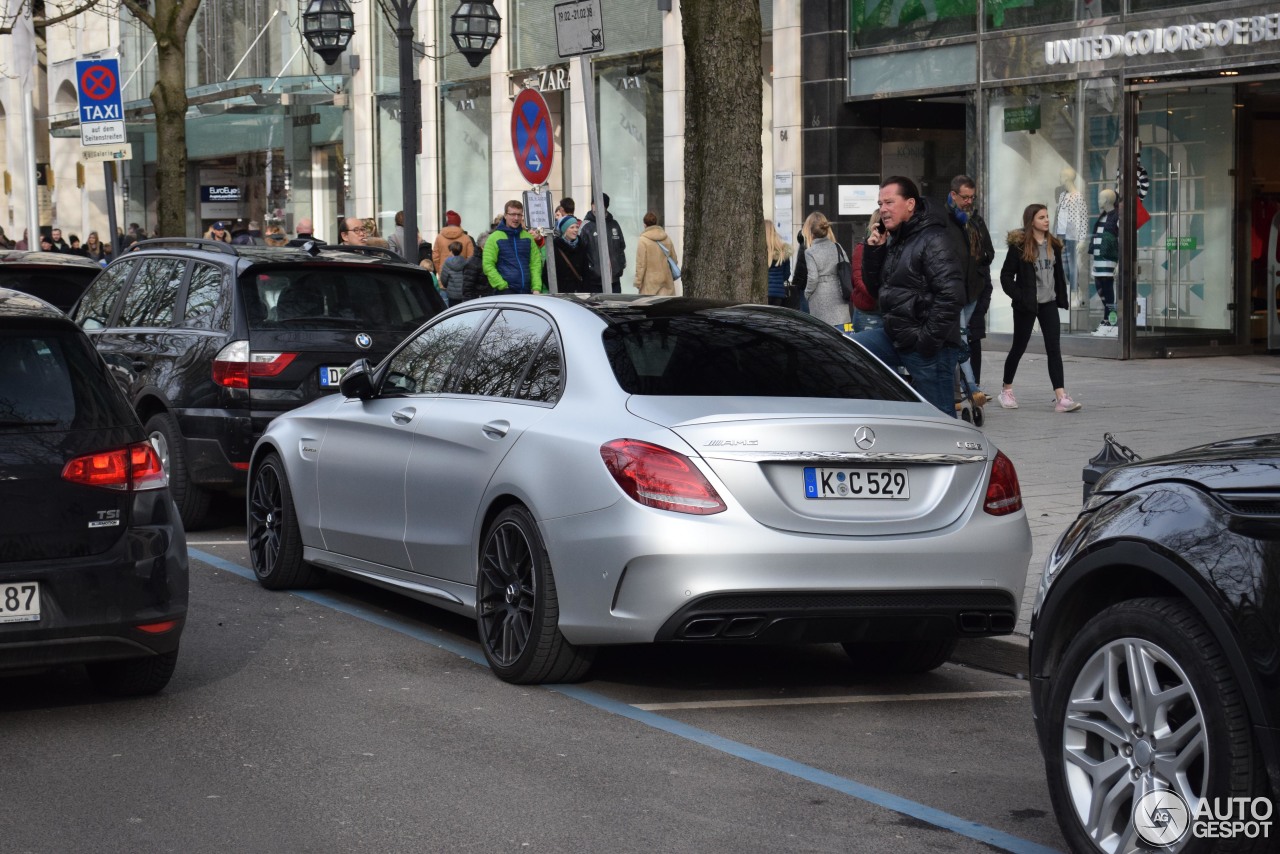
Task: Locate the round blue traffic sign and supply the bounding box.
[511,88,554,185]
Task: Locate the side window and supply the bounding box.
[381,309,487,395]
[182,262,226,329]
[518,334,563,404]
[72,259,135,329]
[117,258,187,328]
[455,310,554,399]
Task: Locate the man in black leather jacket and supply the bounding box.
[853,176,966,416]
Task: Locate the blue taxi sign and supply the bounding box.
[76,58,126,146]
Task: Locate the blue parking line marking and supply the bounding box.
[191,548,1061,854]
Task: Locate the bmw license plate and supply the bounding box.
[319,366,347,388]
[0,582,40,623]
[804,467,909,499]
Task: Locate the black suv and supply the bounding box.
[1030,434,1279,853]
[0,288,187,695]
[0,250,104,312]
[71,239,446,528]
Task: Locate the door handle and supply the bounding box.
[131,359,148,372]
[391,407,416,425]
[482,420,510,439]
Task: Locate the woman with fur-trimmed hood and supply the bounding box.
[997,203,1081,413]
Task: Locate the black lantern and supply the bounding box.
[450,1,501,68]
[302,0,356,66]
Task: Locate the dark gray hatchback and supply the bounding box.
[72,239,446,528]
[0,288,187,695]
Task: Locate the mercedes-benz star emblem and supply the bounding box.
[355,333,373,349]
[854,426,876,450]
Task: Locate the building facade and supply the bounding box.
[806,0,1280,358]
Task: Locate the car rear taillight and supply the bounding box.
[600,439,727,515]
[62,441,167,491]
[212,340,296,388]
[984,450,1023,516]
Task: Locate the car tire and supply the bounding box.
[476,505,594,685]
[1044,597,1265,854]
[248,453,323,590]
[841,638,957,674]
[145,412,211,530]
[86,649,179,696]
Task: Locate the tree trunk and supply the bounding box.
[152,38,188,237]
[680,0,765,301]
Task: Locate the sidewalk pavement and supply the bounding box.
[951,347,1280,677]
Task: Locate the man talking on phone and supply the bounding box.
[853,176,966,416]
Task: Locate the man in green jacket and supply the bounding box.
[482,200,544,294]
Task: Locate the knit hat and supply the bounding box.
[445,210,461,227]
[558,215,579,236]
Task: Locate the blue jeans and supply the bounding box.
[958,301,981,393]
[853,328,959,417]
[853,309,884,333]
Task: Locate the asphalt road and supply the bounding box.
[1,509,1067,854]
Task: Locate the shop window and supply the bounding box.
[986,0,1120,30]
[596,56,665,291]
[986,79,1123,339]
[850,0,977,50]
[850,44,976,98]
[513,0,662,69]
[440,83,493,241]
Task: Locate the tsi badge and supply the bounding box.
[88,509,121,529]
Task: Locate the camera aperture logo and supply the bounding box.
[1132,790,1274,848]
[1134,790,1189,846]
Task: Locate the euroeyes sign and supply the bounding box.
[201,185,243,202]
[1046,13,1280,65]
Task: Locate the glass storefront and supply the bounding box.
[439,82,493,238]
[596,56,664,290]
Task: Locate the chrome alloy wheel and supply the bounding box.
[1061,636,1207,853]
[477,520,537,667]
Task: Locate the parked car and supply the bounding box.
[1030,434,1280,853]
[70,238,448,529]
[247,294,1032,684]
[0,288,187,695]
[0,249,103,312]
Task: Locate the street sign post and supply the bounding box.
[75,58,126,146]
[511,88,554,186]
[80,144,133,163]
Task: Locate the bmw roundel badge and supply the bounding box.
[355,333,373,349]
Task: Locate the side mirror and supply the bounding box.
[339,359,376,400]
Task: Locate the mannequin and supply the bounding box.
[1089,188,1119,335]
[1055,167,1088,298]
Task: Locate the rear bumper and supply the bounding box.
[0,504,188,672]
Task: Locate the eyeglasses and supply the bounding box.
[505,211,523,218]
[348,225,368,233]
[955,192,976,202]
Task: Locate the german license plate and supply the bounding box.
[804,467,909,499]
[319,366,347,387]
[0,582,40,623]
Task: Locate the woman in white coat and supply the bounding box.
[802,212,849,327]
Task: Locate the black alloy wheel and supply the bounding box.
[476,505,593,684]
[248,453,321,590]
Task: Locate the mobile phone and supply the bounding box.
[873,222,885,235]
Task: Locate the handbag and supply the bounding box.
[657,241,681,280]
[835,243,853,302]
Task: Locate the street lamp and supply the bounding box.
[450,2,502,69]
[299,1,500,265]
[301,0,355,66]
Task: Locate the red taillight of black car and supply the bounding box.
[600,439,727,515]
[984,450,1023,516]
[62,441,168,491]
[211,340,296,389]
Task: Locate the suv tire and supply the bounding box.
[146,412,210,530]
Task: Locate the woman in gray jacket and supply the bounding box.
[802,212,850,328]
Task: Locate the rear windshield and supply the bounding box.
[602,307,917,401]
[0,269,97,313]
[238,266,437,332]
[0,328,137,431]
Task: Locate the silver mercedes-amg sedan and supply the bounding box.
[247,294,1031,684]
